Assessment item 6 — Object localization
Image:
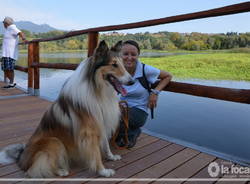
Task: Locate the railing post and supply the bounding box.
[88,32,99,57]
[27,43,34,94]
[33,42,40,96]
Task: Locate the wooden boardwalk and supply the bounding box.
[0,81,248,183]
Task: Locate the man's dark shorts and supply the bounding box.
[1,57,16,70]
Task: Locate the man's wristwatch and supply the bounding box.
[150,89,161,95]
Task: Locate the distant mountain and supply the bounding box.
[0,21,58,34]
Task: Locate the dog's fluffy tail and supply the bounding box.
[0,144,25,164]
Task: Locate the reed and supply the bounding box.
[141,52,250,81]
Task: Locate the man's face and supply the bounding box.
[3,22,8,29]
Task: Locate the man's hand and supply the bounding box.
[148,93,158,109]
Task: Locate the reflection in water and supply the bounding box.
[17,53,85,67]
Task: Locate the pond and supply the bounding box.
[1,52,250,166]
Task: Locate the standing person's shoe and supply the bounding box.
[3,83,16,88]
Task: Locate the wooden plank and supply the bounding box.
[0,101,50,116]
[112,134,158,156]
[119,148,200,184]
[0,101,49,116]
[106,140,172,169]
[50,136,161,183]
[27,43,34,91]
[1,170,25,178]
[150,153,216,184]
[0,113,41,126]
[183,158,224,184]
[0,90,25,96]
[0,111,43,127]
[87,32,99,57]
[31,62,78,70]
[14,65,28,73]
[162,81,250,104]
[0,82,26,96]
[0,104,49,120]
[0,96,46,104]
[0,99,49,110]
[33,42,40,92]
[166,153,216,177]
[0,105,49,117]
[20,135,160,184]
[0,124,36,141]
[89,143,186,184]
[0,134,30,148]
[0,118,40,138]
[0,164,20,177]
[0,122,36,143]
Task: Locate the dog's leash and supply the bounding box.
[111,101,129,150]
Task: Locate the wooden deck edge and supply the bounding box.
[142,129,249,167]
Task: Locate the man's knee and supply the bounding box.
[128,110,148,129]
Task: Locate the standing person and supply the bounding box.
[116,40,172,148]
[1,16,27,88]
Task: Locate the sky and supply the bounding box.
[0,0,249,34]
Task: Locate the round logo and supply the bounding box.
[208,162,220,177]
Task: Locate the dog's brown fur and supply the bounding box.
[6,40,133,178]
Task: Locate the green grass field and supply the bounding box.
[141,52,250,81]
[18,49,250,81]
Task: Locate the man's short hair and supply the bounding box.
[3,17,14,25]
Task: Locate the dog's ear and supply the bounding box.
[111,40,122,53]
[86,40,109,81]
[94,40,109,60]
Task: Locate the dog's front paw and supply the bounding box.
[98,168,115,177]
[56,169,69,176]
[108,154,121,161]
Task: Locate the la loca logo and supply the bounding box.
[208,161,250,177]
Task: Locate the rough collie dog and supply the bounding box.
[0,40,133,178]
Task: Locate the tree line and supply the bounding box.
[1,30,250,51]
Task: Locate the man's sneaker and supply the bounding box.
[3,83,16,88]
[127,136,137,148]
[127,130,141,148]
[115,137,126,147]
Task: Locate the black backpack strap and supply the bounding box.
[138,64,151,93]
[138,63,154,119]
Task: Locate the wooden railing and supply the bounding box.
[15,2,250,103]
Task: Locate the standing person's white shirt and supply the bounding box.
[2,24,21,60]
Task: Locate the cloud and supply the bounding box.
[0,1,85,31]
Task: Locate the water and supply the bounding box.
[145,92,250,165]
[1,52,250,166]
